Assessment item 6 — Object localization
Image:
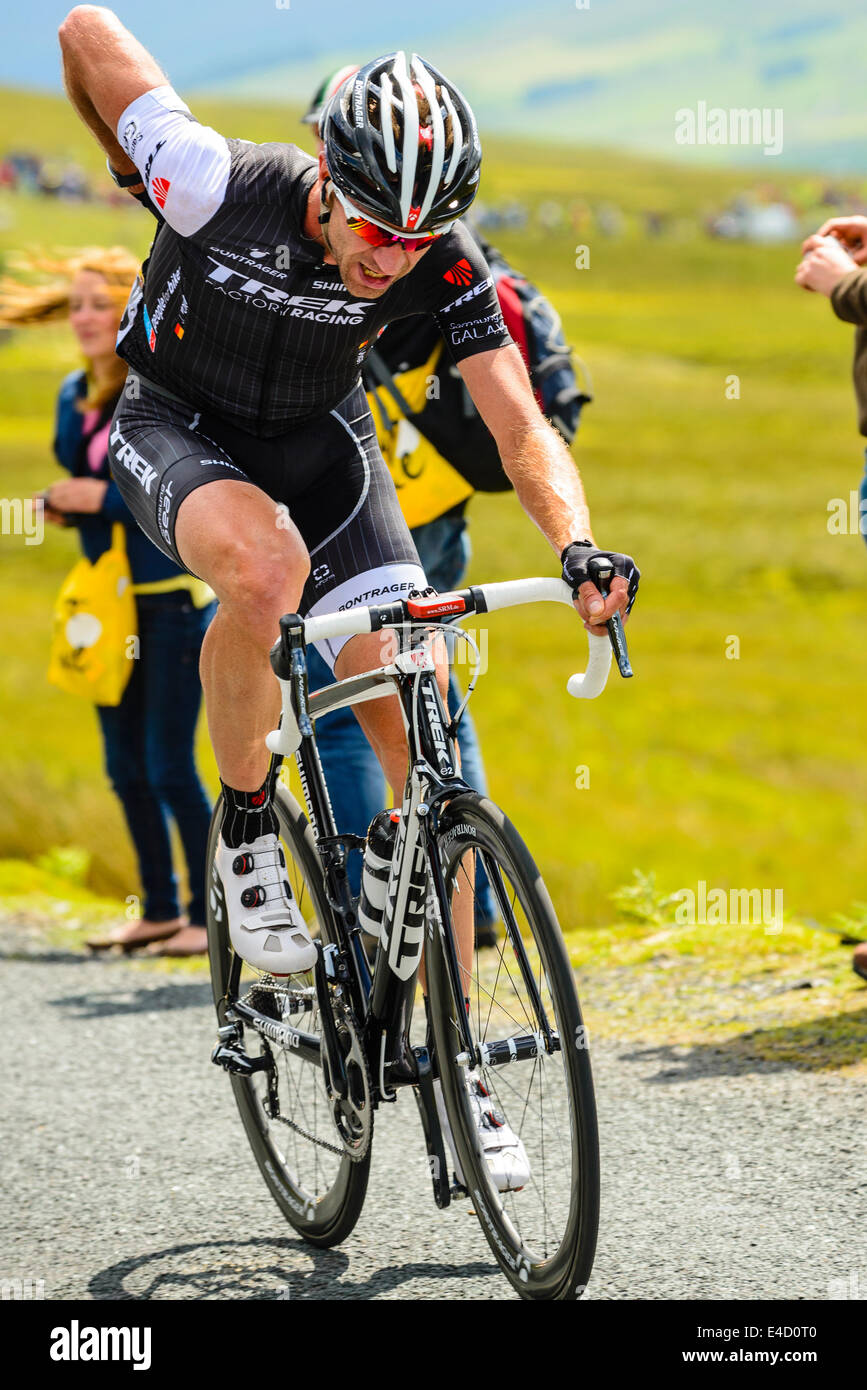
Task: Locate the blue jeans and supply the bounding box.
[306,509,495,920]
[96,592,216,925]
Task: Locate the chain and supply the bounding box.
[255,996,369,1161]
[266,1109,345,1158]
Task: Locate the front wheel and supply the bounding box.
[206,785,371,1247]
[426,794,600,1300]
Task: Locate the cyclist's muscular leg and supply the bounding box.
[174,480,311,791]
[335,632,474,986]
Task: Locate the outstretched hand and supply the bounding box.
[809,216,867,264]
[795,235,855,298]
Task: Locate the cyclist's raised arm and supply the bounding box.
[59,6,230,237]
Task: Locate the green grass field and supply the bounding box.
[2,90,867,1056]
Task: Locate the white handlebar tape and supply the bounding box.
[266,680,302,756]
[301,605,376,645]
[480,576,574,614]
[481,577,612,699]
[566,634,612,700]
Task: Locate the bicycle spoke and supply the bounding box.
[435,812,593,1281]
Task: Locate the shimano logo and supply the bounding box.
[254,1017,301,1050]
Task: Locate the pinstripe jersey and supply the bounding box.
[115,86,512,439]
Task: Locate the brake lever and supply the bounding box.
[588,555,633,679]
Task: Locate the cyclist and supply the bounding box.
[59,12,638,1009]
[299,65,581,945]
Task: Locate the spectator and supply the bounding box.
[0,247,217,956]
[795,217,867,984]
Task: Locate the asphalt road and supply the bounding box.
[2,951,864,1301]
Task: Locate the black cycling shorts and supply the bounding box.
[107,375,426,667]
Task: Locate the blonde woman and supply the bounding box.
[0,248,216,955]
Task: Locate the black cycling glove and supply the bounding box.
[561,541,640,616]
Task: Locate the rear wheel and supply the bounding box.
[206,785,371,1247]
[427,794,600,1299]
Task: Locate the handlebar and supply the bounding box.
[267,576,631,757]
[294,575,631,700]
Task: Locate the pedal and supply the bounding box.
[211,1041,271,1076]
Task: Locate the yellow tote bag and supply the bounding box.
[48,522,137,706]
[366,342,473,529]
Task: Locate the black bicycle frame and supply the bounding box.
[270,611,477,1102]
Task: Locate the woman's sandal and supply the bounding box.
[85,917,187,953]
[143,925,208,958]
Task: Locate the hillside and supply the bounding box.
[6,0,867,169]
[2,88,867,933]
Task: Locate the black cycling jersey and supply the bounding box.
[115,86,513,438]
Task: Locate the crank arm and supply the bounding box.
[314,943,348,1101]
[412,1045,451,1210]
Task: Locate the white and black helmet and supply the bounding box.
[321,51,482,237]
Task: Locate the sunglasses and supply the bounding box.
[346,214,441,253]
[330,182,455,252]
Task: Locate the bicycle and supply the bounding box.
[206,566,630,1300]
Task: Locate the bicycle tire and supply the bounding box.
[426,793,600,1300]
[206,784,371,1248]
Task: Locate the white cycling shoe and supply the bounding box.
[215,832,317,976]
[435,1073,531,1193]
